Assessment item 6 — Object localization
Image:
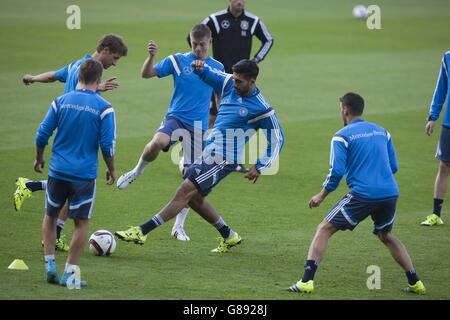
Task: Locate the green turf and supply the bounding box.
[1,0,450,300]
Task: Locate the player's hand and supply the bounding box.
[425,120,435,136]
[34,159,45,173]
[106,170,116,185]
[147,40,158,57]
[22,74,35,85]
[192,60,205,70]
[244,165,260,183]
[98,77,119,92]
[309,193,325,209]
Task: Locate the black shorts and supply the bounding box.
[326,193,397,235]
[184,159,238,196]
[45,176,96,220]
[436,125,450,162]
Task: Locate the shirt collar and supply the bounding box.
[227,7,245,19]
[349,118,364,124]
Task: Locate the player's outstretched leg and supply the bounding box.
[377,232,426,295]
[116,179,197,245]
[14,178,47,211]
[117,133,170,189]
[288,220,338,293]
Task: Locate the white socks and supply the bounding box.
[133,157,149,176]
[56,218,66,229]
[173,207,190,229]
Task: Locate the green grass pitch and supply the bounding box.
[1,0,450,300]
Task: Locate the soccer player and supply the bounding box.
[14,34,127,251]
[115,59,284,253]
[116,24,224,241]
[422,51,450,226]
[36,59,116,286]
[288,93,426,295]
[193,0,274,145]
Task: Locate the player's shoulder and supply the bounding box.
[243,11,260,21]
[209,9,228,19]
[206,56,224,70]
[94,94,113,109]
[252,90,273,111]
[443,51,450,62]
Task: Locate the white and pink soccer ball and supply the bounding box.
[352,5,368,20]
[88,230,116,256]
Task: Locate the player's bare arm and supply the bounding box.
[34,146,45,173]
[22,71,57,85]
[141,40,159,78]
[244,165,260,183]
[98,77,119,92]
[103,155,116,185]
[192,60,205,70]
[425,120,435,136]
[309,188,330,209]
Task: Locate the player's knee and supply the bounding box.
[150,135,170,151]
[175,180,196,202]
[188,195,203,208]
[439,161,450,174]
[317,220,334,235]
[377,232,391,245]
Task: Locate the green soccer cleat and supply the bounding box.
[288,280,314,293]
[115,226,147,245]
[404,280,426,295]
[41,234,70,252]
[211,232,242,253]
[420,214,444,226]
[55,234,70,252]
[14,177,32,211]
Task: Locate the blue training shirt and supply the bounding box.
[35,89,116,182]
[54,54,93,93]
[153,52,224,130]
[194,65,284,171]
[428,51,450,126]
[323,118,399,199]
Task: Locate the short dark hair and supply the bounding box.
[96,34,128,56]
[190,24,212,40]
[339,92,364,116]
[78,59,103,84]
[232,59,259,80]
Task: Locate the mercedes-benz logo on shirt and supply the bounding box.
[240,20,249,30]
[239,107,248,117]
[221,20,230,29]
[183,66,193,75]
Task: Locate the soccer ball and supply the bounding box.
[88,230,116,256]
[352,5,368,19]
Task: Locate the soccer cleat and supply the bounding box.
[420,214,444,226]
[117,170,140,190]
[404,280,426,295]
[14,177,32,211]
[60,270,87,288]
[55,235,70,252]
[211,232,242,253]
[115,226,147,245]
[45,260,59,284]
[288,280,314,293]
[171,226,191,241]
